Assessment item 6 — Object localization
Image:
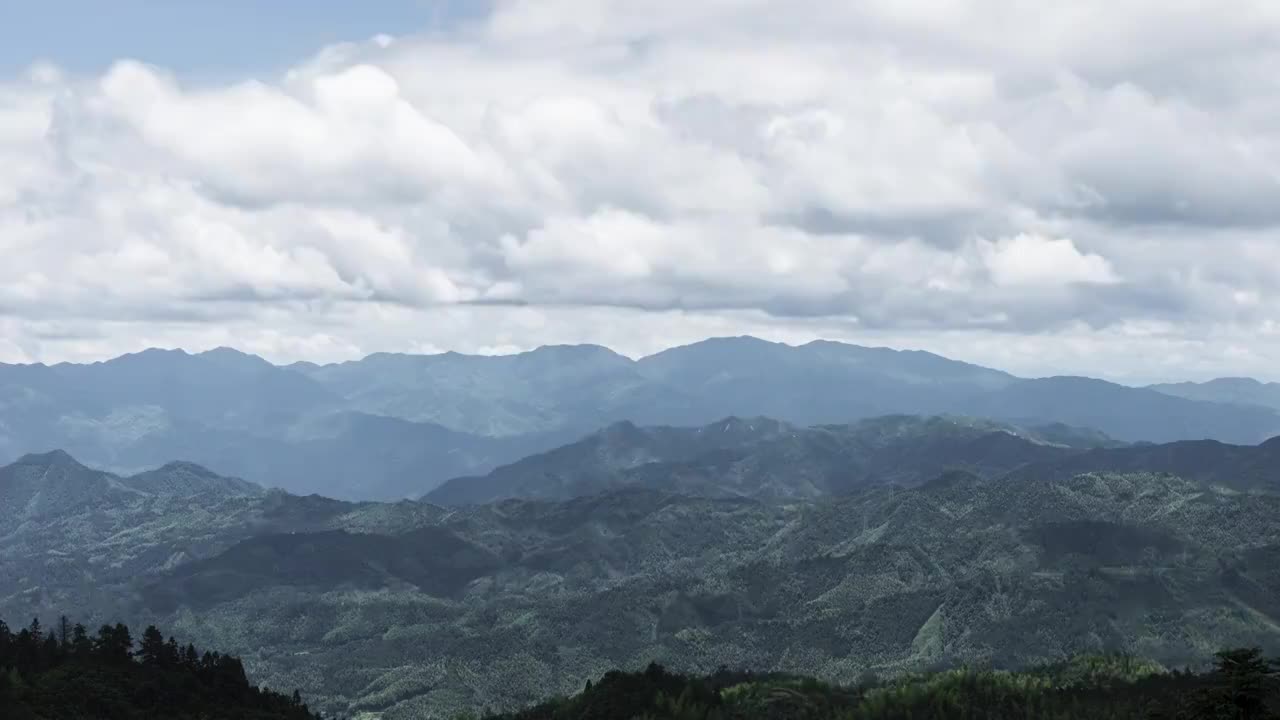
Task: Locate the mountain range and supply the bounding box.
[4,430,1280,717]
[4,337,1280,502]
[426,415,1116,505]
[1147,376,1280,412]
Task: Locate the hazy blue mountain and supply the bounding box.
[426,415,1096,505]
[0,404,553,501]
[1148,376,1280,411]
[0,346,343,478]
[4,451,1275,717]
[298,337,1280,446]
[0,347,337,431]
[4,337,1280,500]
[1005,435,1280,491]
[0,347,575,499]
[631,337,1018,425]
[180,411,573,500]
[962,376,1280,444]
[639,337,1016,390]
[290,344,701,437]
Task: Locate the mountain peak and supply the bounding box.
[155,460,220,475]
[1204,376,1267,387]
[92,347,191,370]
[530,343,620,356]
[15,448,85,469]
[706,415,789,433]
[0,450,115,527]
[521,343,631,366]
[695,335,786,350]
[600,419,642,434]
[647,335,786,355]
[127,462,262,498]
[198,346,269,362]
[127,347,190,359]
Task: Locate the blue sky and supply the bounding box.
[0,0,489,75]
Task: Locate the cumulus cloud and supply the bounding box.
[2,0,1280,382]
[980,234,1118,287]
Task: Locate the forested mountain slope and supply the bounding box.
[427,415,1096,504]
[5,451,1279,717]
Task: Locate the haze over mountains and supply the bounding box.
[6,345,1280,716]
[3,336,1280,501]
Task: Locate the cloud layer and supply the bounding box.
[3,0,1280,382]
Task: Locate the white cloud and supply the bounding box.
[981,234,1118,287]
[2,0,1280,381]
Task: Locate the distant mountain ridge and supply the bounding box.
[1148,376,1280,411]
[5,337,1280,500]
[1005,434,1280,491]
[426,415,1108,505]
[428,412,1280,505]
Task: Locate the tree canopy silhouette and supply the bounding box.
[0,614,321,720]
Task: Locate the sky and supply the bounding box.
[2,1,1280,383]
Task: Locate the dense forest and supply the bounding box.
[0,616,321,720]
[4,612,1280,719]
[479,651,1280,720]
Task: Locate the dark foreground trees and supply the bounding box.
[0,615,321,720]
[6,612,1279,720]
[481,650,1280,720]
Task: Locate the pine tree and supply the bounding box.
[139,625,167,666]
[94,623,133,663]
[166,636,181,666]
[40,632,59,668]
[57,616,70,646]
[1199,647,1277,720]
[0,619,11,665]
[70,623,91,656]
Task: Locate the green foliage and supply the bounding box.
[477,650,1280,720]
[0,614,322,720]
